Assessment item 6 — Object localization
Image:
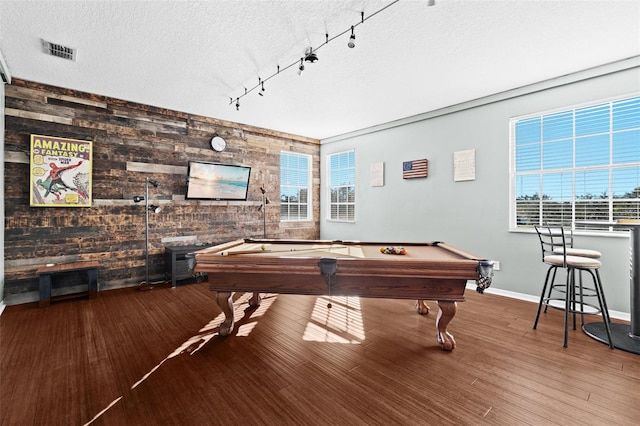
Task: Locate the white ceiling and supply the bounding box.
[1,0,639,140]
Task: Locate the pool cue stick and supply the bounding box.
[220,245,348,256]
[219,249,271,256]
[281,245,348,254]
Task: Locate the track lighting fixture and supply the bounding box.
[427,0,436,6]
[230,0,407,109]
[148,179,159,188]
[148,205,161,214]
[304,47,318,63]
[133,195,144,203]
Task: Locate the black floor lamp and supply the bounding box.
[258,185,270,238]
[133,177,161,287]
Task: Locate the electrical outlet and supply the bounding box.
[493,261,501,271]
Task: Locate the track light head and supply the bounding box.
[427,0,436,6]
[236,98,240,110]
[148,205,161,214]
[298,58,304,75]
[133,195,145,203]
[147,179,159,188]
[348,26,356,48]
[259,81,265,96]
[304,47,318,63]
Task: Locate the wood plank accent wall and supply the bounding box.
[3,79,320,303]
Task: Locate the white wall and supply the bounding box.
[320,58,640,314]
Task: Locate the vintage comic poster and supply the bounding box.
[30,134,92,207]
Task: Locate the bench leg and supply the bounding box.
[39,275,52,307]
[87,268,98,298]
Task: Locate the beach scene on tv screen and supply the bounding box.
[188,163,250,199]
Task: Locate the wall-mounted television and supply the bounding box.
[186,161,251,201]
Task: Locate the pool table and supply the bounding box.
[192,239,493,350]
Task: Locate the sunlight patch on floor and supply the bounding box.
[249,293,278,319]
[85,291,274,425]
[237,294,278,336]
[303,296,365,344]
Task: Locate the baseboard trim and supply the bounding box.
[468,283,631,322]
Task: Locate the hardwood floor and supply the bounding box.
[1,284,638,425]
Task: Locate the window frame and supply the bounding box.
[327,150,356,222]
[279,151,312,222]
[509,94,640,232]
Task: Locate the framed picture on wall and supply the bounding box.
[453,149,476,182]
[29,134,93,207]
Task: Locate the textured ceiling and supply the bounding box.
[1,0,639,140]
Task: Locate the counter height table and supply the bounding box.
[576,221,640,354]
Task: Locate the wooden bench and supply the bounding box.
[36,261,99,307]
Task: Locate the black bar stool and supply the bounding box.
[533,225,613,348]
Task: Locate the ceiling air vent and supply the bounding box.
[41,39,76,61]
[0,50,11,83]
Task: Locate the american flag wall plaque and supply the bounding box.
[402,159,428,179]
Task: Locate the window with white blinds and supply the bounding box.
[511,95,640,230]
[328,150,355,221]
[280,151,311,221]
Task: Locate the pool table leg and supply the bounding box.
[248,292,262,308]
[415,300,430,315]
[436,301,457,351]
[216,291,235,336]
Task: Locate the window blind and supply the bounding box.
[280,152,311,221]
[512,95,640,229]
[328,150,355,221]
